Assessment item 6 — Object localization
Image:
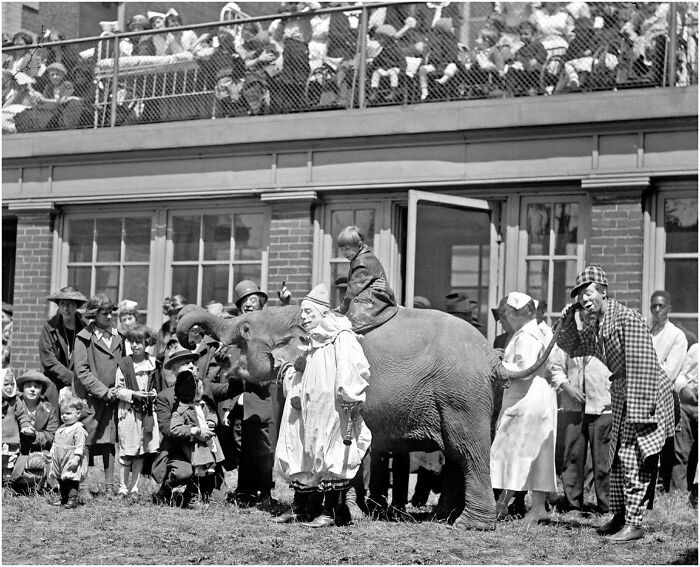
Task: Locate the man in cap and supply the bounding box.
[445,291,481,329]
[557,266,675,542]
[226,280,278,508]
[152,347,243,506]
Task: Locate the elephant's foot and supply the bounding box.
[451,514,496,531]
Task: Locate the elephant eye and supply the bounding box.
[274,336,293,349]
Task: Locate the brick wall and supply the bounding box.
[10,212,54,374]
[589,197,644,311]
[267,203,314,304]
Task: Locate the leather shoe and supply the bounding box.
[596,514,625,536]
[301,514,335,528]
[272,511,298,524]
[606,524,644,543]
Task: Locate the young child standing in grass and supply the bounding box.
[50,398,89,508]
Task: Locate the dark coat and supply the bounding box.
[73,323,123,445]
[196,335,220,384]
[11,395,59,483]
[169,399,220,463]
[338,244,399,333]
[38,313,87,390]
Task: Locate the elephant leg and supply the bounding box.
[434,460,464,523]
[439,406,496,531]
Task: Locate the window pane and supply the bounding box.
[332,261,349,309]
[68,219,94,263]
[526,259,548,304]
[353,209,375,248]
[123,266,149,309]
[552,259,578,312]
[234,214,264,261]
[233,264,262,291]
[202,265,230,305]
[96,218,122,263]
[95,266,119,303]
[527,204,551,255]
[553,203,579,254]
[173,215,200,261]
[124,218,151,262]
[665,259,698,313]
[665,198,698,254]
[203,214,231,262]
[67,266,91,297]
[670,317,698,345]
[331,210,354,256]
[171,265,198,306]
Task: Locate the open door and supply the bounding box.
[406,190,498,336]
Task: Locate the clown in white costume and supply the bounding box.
[273,283,372,528]
[490,291,557,523]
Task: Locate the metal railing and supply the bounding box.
[2,2,697,135]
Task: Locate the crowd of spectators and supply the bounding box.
[1,2,698,132]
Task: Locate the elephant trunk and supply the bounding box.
[176,306,239,349]
[493,320,564,382]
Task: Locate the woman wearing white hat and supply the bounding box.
[490,291,557,524]
[273,283,372,527]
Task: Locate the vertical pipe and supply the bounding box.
[357,5,368,109]
[110,35,120,127]
[667,2,678,87]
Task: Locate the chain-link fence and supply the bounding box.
[2,2,698,134]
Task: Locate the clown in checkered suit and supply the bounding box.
[556,266,675,543]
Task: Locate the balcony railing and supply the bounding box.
[2,2,697,135]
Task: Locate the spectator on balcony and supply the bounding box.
[489,12,523,66]
[367,24,403,104]
[505,20,547,96]
[325,2,357,108]
[462,27,506,97]
[238,23,280,115]
[165,8,200,55]
[38,62,84,129]
[620,2,670,84]
[219,2,251,50]
[40,29,81,82]
[418,17,459,101]
[124,15,156,57]
[6,32,46,81]
[269,2,314,112]
[2,71,41,134]
[2,32,34,74]
[147,11,171,56]
[529,2,575,55]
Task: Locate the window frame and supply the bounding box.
[644,185,698,328]
[59,211,155,321]
[164,205,270,308]
[516,194,590,320]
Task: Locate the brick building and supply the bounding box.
[2,5,698,375]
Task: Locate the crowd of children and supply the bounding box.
[2,2,697,132]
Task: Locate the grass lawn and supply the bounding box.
[2,469,697,565]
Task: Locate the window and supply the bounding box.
[168,211,267,306]
[65,216,152,319]
[519,196,588,316]
[654,192,698,339]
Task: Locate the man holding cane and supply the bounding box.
[556,266,675,542]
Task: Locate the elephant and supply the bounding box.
[176,304,554,530]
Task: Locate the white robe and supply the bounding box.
[490,318,557,492]
[274,312,372,488]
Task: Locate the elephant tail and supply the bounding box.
[490,318,564,385]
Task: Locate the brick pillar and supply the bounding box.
[589,197,644,311]
[266,201,315,304]
[10,208,55,374]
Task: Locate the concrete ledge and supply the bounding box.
[3,86,697,160]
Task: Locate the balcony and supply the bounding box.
[2,2,697,136]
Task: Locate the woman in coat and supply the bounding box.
[73,294,123,497]
[10,370,59,493]
[38,286,88,405]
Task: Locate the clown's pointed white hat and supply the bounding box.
[303,283,330,308]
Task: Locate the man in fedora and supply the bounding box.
[445,291,481,329]
[557,266,675,542]
[39,286,88,406]
[152,347,243,506]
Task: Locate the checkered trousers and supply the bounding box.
[609,422,660,526]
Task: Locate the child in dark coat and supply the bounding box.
[169,371,224,502]
[336,225,399,333]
